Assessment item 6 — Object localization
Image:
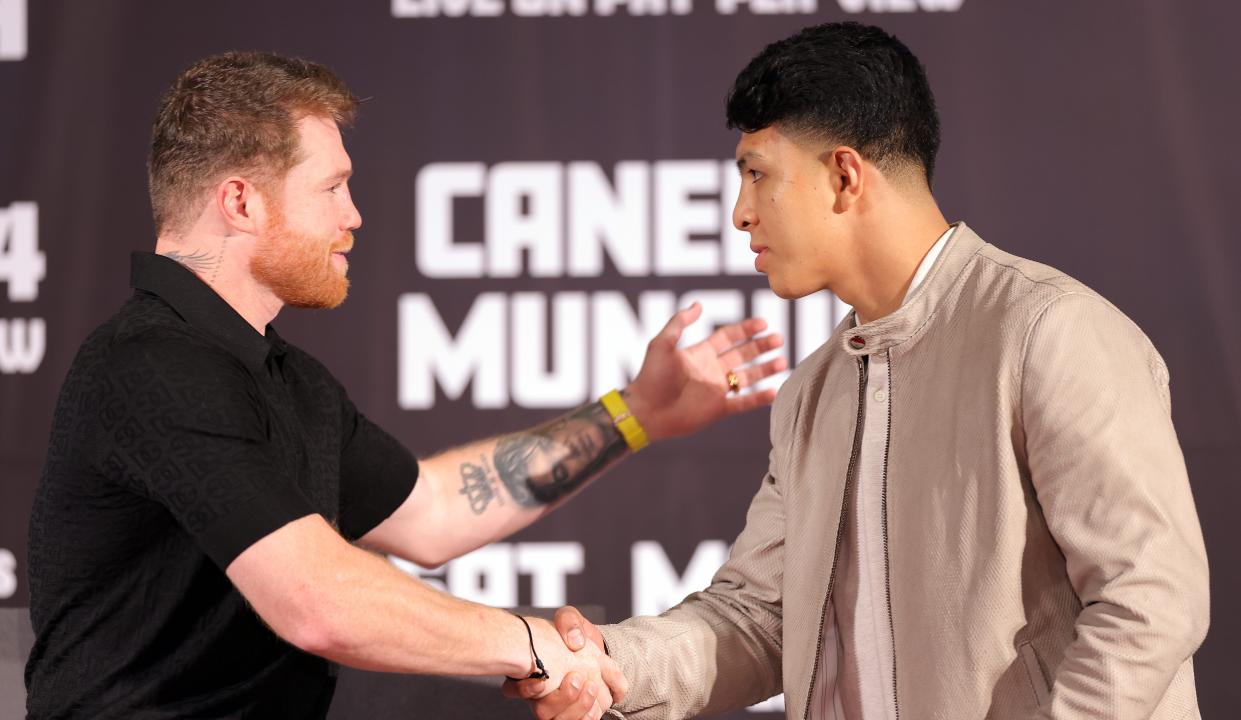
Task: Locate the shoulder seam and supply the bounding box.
[974,251,1072,292]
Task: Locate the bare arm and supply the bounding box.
[361,304,786,567]
[360,399,628,567]
[226,513,625,705]
[368,397,629,563]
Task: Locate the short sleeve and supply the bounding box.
[92,335,316,568]
[336,391,418,541]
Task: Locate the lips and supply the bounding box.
[331,249,350,272]
[751,244,768,272]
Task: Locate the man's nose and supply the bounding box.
[732,197,755,230]
[344,198,362,231]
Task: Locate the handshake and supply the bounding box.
[503,606,623,720]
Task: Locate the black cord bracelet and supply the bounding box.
[506,613,550,681]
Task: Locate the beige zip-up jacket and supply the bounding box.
[600,223,1209,720]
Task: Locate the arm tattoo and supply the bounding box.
[162,249,221,277]
[492,401,628,508]
[459,455,504,515]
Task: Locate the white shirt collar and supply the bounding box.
[902,225,955,306]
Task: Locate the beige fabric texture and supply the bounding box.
[599,223,1209,720]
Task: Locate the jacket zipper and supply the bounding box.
[881,354,899,720]
[803,357,868,720]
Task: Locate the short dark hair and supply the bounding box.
[726,22,941,185]
[148,52,359,234]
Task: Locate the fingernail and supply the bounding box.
[569,675,583,691]
[568,628,584,648]
[585,682,598,696]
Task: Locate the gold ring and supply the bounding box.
[726,371,740,393]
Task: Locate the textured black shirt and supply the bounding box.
[25,253,418,719]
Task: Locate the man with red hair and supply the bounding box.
[25,51,785,718]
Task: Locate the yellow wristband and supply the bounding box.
[600,389,649,452]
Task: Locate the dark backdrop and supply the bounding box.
[1,1,1237,717]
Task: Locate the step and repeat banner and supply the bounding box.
[1,1,1238,716]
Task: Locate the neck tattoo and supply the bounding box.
[163,249,221,280]
[212,237,227,284]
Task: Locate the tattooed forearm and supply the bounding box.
[162,249,221,277]
[459,455,504,515]
[492,401,628,508]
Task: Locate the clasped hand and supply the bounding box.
[506,608,614,720]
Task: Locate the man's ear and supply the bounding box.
[215,175,266,235]
[824,146,865,212]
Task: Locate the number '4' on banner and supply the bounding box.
[0,201,44,302]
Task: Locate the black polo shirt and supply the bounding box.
[25,252,418,719]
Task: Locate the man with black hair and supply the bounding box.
[512,21,1208,720]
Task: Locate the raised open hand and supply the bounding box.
[624,303,787,442]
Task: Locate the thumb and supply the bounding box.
[658,302,702,347]
[554,605,588,651]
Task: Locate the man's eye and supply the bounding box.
[749,170,763,182]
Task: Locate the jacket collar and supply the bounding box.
[838,221,984,357]
[129,251,286,373]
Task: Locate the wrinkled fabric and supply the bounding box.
[600,223,1208,720]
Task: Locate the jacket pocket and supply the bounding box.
[1019,642,1051,708]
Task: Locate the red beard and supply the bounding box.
[251,207,352,310]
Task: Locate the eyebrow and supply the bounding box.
[735,152,764,172]
[326,168,353,184]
